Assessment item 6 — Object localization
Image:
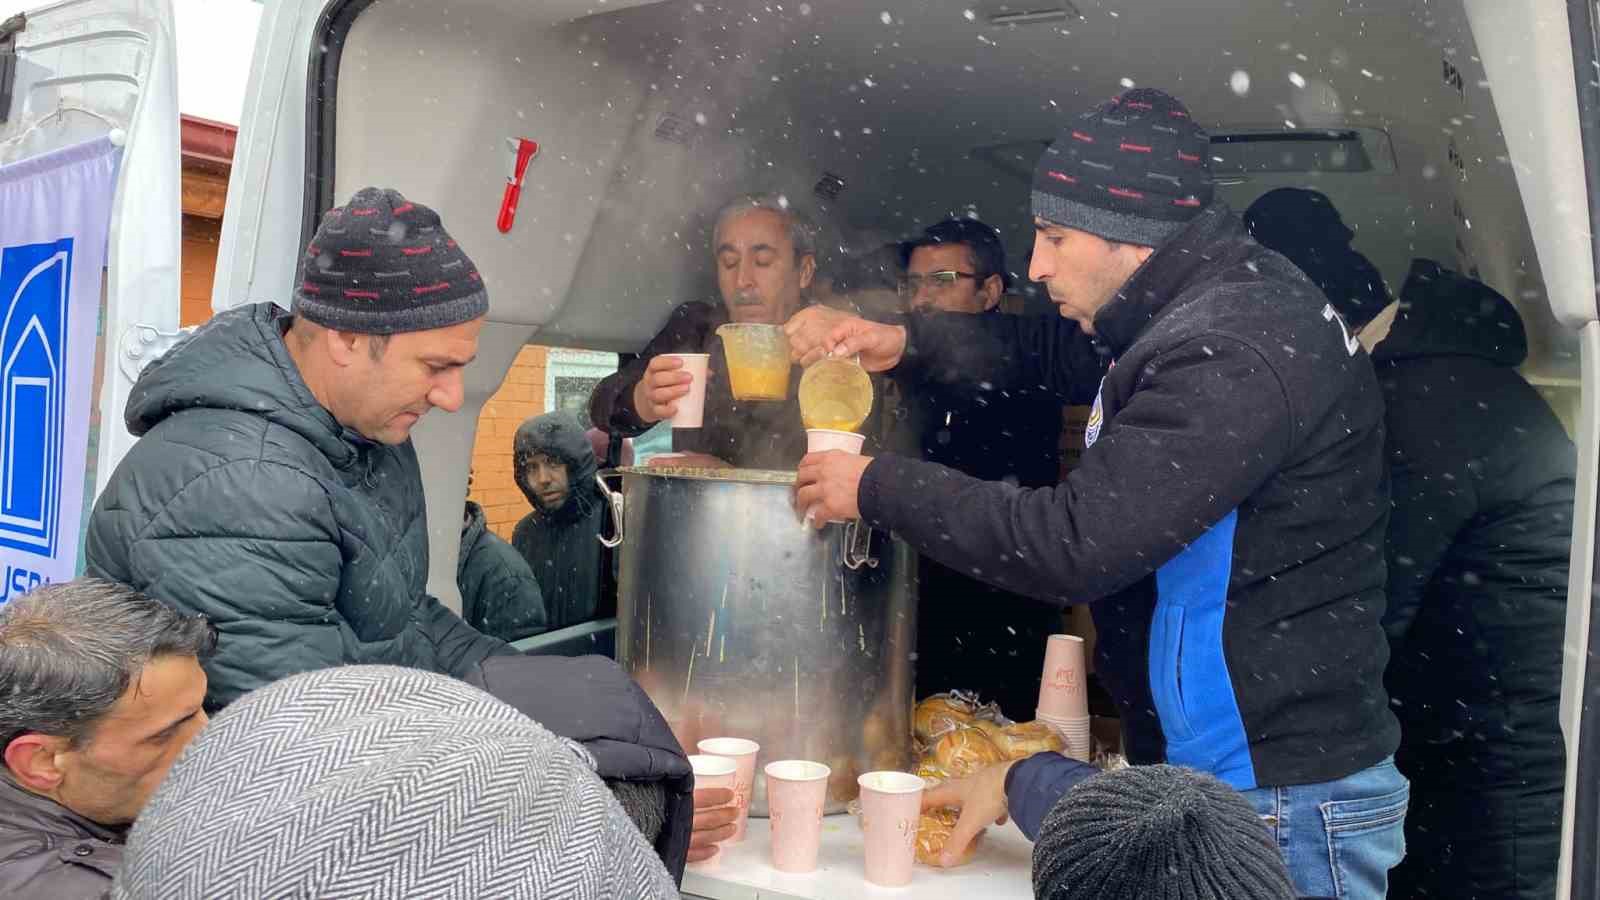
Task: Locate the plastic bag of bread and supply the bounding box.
[932,725,1008,778]
[913,692,978,745]
[914,757,950,786]
[993,720,1067,760]
[916,807,982,867]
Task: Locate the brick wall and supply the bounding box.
[468,345,549,540]
[180,214,221,327]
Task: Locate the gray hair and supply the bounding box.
[713,192,818,258]
[0,579,216,750]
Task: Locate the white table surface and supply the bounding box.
[681,813,1035,900]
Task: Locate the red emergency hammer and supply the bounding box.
[497,137,540,234]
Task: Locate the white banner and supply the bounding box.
[0,137,121,601]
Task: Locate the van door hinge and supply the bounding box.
[118,324,194,382]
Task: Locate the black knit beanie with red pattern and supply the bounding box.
[1031,88,1214,248]
[294,187,488,334]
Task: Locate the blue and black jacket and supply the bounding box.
[859,203,1400,791]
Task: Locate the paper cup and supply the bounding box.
[698,737,761,843]
[857,771,925,887]
[663,353,709,428]
[1037,634,1089,719]
[765,760,831,873]
[806,428,866,454]
[688,754,739,871]
[1037,711,1093,762]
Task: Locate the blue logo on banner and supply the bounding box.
[0,239,72,559]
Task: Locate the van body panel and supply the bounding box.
[0,0,179,506]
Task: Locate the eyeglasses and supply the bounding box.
[897,270,979,296]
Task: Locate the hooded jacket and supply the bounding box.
[860,204,1399,792]
[458,500,549,642]
[0,778,123,900]
[1377,260,1571,900]
[1243,187,1393,330]
[85,302,515,709]
[512,412,606,629]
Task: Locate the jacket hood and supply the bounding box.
[513,412,600,519]
[124,303,362,469]
[1244,187,1393,330]
[1375,259,1527,367]
[458,500,488,578]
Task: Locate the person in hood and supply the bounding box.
[1241,187,1392,330]
[1250,188,1571,900]
[512,412,608,629]
[459,476,549,642]
[85,186,518,711]
[111,666,680,899]
[0,580,213,900]
[786,88,1402,899]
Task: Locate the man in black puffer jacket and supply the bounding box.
[1252,191,1571,900]
[86,187,517,710]
[788,89,1402,900]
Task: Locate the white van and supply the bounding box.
[2,0,1597,896]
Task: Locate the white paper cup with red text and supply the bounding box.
[663,353,710,428]
[858,770,925,887]
[688,754,738,870]
[765,760,831,873]
[805,428,865,454]
[1037,634,1089,719]
[698,737,760,843]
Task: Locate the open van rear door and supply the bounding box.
[0,0,181,584]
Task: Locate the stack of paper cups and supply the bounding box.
[1036,634,1092,761]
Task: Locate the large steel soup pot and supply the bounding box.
[597,466,917,815]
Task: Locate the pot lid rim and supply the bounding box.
[612,465,798,485]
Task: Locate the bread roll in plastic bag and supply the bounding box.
[932,726,1008,778]
[916,807,982,867]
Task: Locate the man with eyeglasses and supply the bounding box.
[895,218,1071,720]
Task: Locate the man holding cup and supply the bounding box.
[590,193,831,469]
[785,88,1403,900]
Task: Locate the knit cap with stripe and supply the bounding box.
[294,186,488,334]
[1031,88,1214,247]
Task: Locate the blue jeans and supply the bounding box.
[1243,757,1409,900]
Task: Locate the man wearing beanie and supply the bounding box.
[86,186,518,710]
[1032,765,1297,900]
[112,666,680,899]
[789,88,1403,898]
[86,188,721,882]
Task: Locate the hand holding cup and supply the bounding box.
[631,354,695,424]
